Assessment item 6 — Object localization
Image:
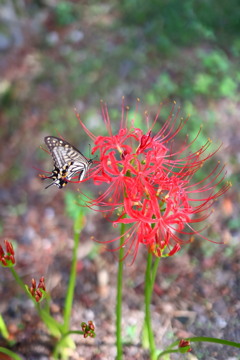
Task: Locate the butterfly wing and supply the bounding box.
[44,136,92,187]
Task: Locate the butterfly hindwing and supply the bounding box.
[43,136,92,189]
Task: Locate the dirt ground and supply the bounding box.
[0,2,240,360]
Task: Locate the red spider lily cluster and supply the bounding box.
[178,339,192,353]
[76,99,230,261]
[81,321,96,338]
[28,276,46,303]
[0,240,15,267]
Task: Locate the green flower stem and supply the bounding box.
[116,222,125,360]
[10,267,28,294]
[144,251,157,359]
[189,336,240,347]
[150,257,160,293]
[157,337,240,359]
[63,213,84,333]
[142,248,160,352]
[142,255,160,352]
[0,315,9,340]
[53,330,84,357]
[0,347,22,360]
[10,267,40,311]
[157,349,179,358]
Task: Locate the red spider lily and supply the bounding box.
[76,99,231,261]
[81,321,96,338]
[179,339,192,353]
[28,276,46,303]
[0,240,15,267]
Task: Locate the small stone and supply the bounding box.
[0,33,12,51]
[46,31,59,45]
[68,29,84,43]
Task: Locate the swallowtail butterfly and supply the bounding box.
[42,136,93,189]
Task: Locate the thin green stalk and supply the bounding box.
[0,347,22,360]
[10,267,40,310]
[116,222,125,360]
[150,257,160,293]
[63,214,83,333]
[157,336,240,359]
[157,349,179,358]
[188,336,240,348]
[10,268,28,294]
[144,251,156,359]
[142,255,161,351]
[0,315,9,340]
[53,330,84,357]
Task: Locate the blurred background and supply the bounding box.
[0,1,240,359]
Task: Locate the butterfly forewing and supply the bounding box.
[43,136,92,189]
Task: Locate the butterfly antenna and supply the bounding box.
[45,182,55,189]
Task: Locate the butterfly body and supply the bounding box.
[43,136,92,189]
